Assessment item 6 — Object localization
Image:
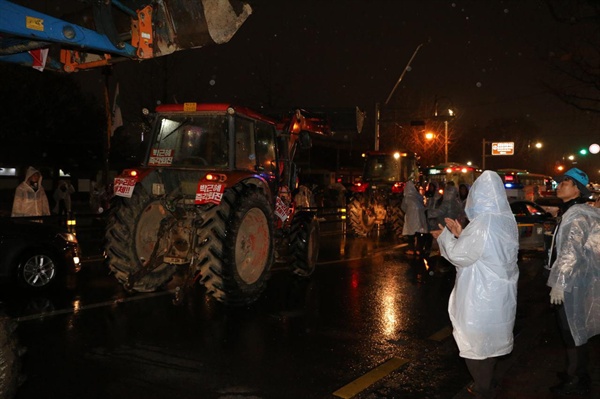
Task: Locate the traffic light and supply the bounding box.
[579,148,588,155]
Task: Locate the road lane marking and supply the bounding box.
[11,290,176,323]
[428,325,453,341]
[333,356,409,399]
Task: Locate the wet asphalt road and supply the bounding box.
[0,232,550,399]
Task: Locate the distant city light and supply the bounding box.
[535,142,542,149]
[590,143,600,154]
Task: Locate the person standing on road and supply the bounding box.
[53,179,75,217]
[401,180,428,256]
[546,167,600,395]
[431,171,519,398]
[426,182,465,230]
[422,180,443,256]
[11,166,50,221]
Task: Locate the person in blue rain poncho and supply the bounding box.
[546,167,600,395]
[431,171,519,398]
[401,180,428,256]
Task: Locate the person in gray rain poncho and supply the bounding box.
[11,166,50,220]
[431,171,519,398]
[546,167,600,395]
[427,182,465,229]
[401,181,428,256]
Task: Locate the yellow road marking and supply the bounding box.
[333,356,409,398]
[428,325,453,341]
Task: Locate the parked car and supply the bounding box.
[534,195,562,218]
[0,218,81,290]
[509,199,556,253]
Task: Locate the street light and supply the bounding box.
[433,97,454,164]
[374,43,424,151]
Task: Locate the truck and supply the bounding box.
[105,103,321,305]
[347,150,419,237]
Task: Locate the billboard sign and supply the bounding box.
[491,142,514,156]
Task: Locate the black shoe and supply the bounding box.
[550,375,590,395]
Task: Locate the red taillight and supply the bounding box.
[392,182,405,193]
[351,182,368,193]
[204,173,227,183]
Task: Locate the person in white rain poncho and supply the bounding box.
[401,181,428,256]
[431,171,519,398]
[546,167,600,395]
[11,166,50,221]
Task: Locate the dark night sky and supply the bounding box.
[75,0,600,176]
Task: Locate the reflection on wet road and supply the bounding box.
[0,233,548,399]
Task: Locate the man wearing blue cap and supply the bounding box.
[546,167,600,395]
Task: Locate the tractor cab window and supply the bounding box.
[254,121,277,173]
[149,115,228,167]
[234,117,256,171]
[364,155,401,182]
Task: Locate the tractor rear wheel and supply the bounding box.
[386,204,405,238]
[348,197,376,237]
[105,185,178,292]
[289,211,319,277]
[195,182,274,305]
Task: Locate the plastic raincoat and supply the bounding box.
[437,171,519,359]
[11,166,50,218]
[547,204,600,346]
[401,181,428,236]
[427,185,465,228]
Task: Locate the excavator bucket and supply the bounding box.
[0,0,252,72]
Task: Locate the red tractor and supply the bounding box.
[105,104,321,305]
[347,151,419,237]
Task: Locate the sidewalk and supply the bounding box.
[453,305,600,399]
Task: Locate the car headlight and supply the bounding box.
[58,232,78,243]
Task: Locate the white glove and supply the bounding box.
[550,286,564,305]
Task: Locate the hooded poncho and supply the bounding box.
[437,171,519,359]
[401,181,428,235]
[11,166,50,218]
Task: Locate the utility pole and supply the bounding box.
[374,43,424,151]
[482,139,487,170]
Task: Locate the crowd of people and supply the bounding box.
[401,168,600,398]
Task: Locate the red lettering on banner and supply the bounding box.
[114,177,136,198]
[148,148,174,166]
[195,183,225,205]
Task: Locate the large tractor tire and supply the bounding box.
[0,315,24,398]
[347,197,376,237]
[195,182,274,305]
[105,185,178,292]
[386,203,405,238]
[288,211,319,277]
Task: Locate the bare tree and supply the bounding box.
[545,0,600,113]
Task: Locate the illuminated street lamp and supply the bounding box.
[433,97,454,164]
[425,132,435,141]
